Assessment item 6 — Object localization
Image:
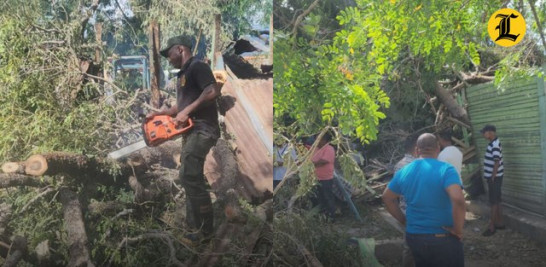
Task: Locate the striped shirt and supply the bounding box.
[484,137,504,178]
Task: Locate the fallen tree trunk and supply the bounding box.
[1,143,181,185]
[434,82,470,125]
[59,188,95,267]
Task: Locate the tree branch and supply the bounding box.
[108,232,189,267]
[291,0,320,47]
[59,188,95,267]
[528,0,546,53]
[80,0,100,40]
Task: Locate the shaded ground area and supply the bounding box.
[328,198,546,267]
[463,211,546,267]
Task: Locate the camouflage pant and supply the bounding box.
[179,131,217,235]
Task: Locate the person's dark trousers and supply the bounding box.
[179,131,218,237]
[318,179,336,218]
[406,233,464,267]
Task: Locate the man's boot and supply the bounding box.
[182,195,213,246]
[192,195,214,237]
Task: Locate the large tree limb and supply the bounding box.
[528,0,546,53]
[59,188,95,267]
[459,72,494,84]
[434,82,470,125]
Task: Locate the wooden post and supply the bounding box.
[211,14,221,67]
[149,21,161,108]
[269,13,273,65]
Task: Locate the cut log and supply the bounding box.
[126,155,148,175]
[25,155,48,176]
[1,142,181,184]
[59,188,95,267]
[0,173,47,188]
[209,139,257,202]
[213,70,228,86]
[1,162,23,174]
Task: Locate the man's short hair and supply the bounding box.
[437,129,453,142]
[416,133,439,152]
[480,125,496,134]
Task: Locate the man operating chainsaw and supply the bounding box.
[146,35,221,244]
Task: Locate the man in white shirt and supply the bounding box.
[437,129,463,180]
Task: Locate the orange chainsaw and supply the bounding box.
[107,70,226,160]
[108,116,193,159]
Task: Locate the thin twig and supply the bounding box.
[21,187,55,212]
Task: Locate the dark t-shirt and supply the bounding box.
[176,57,220,138]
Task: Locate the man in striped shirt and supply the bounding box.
[481,125,505,236]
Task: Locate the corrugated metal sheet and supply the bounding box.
[466,76,546,216]
[204,60,273,196]
[221,76,272,193]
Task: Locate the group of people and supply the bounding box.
[154,33,505,264]
[383,125,504,267]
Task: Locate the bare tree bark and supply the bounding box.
[434,82,470,125]
[459,72,494,84]
[149,21,162,108]
[0,174,47,188]
[59,188,95,267]
[528,0,546,52]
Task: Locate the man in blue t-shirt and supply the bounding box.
[382,133,466,267]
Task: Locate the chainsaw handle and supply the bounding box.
[175,118,193,131]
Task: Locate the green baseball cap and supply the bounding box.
[160,35,193,58]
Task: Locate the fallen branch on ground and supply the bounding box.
[59,188,95,267]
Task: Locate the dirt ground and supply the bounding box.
[331,198,546,267]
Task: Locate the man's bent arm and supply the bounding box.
[179,83,220,116]
[446,184,466,238]
[382,188,406,226]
